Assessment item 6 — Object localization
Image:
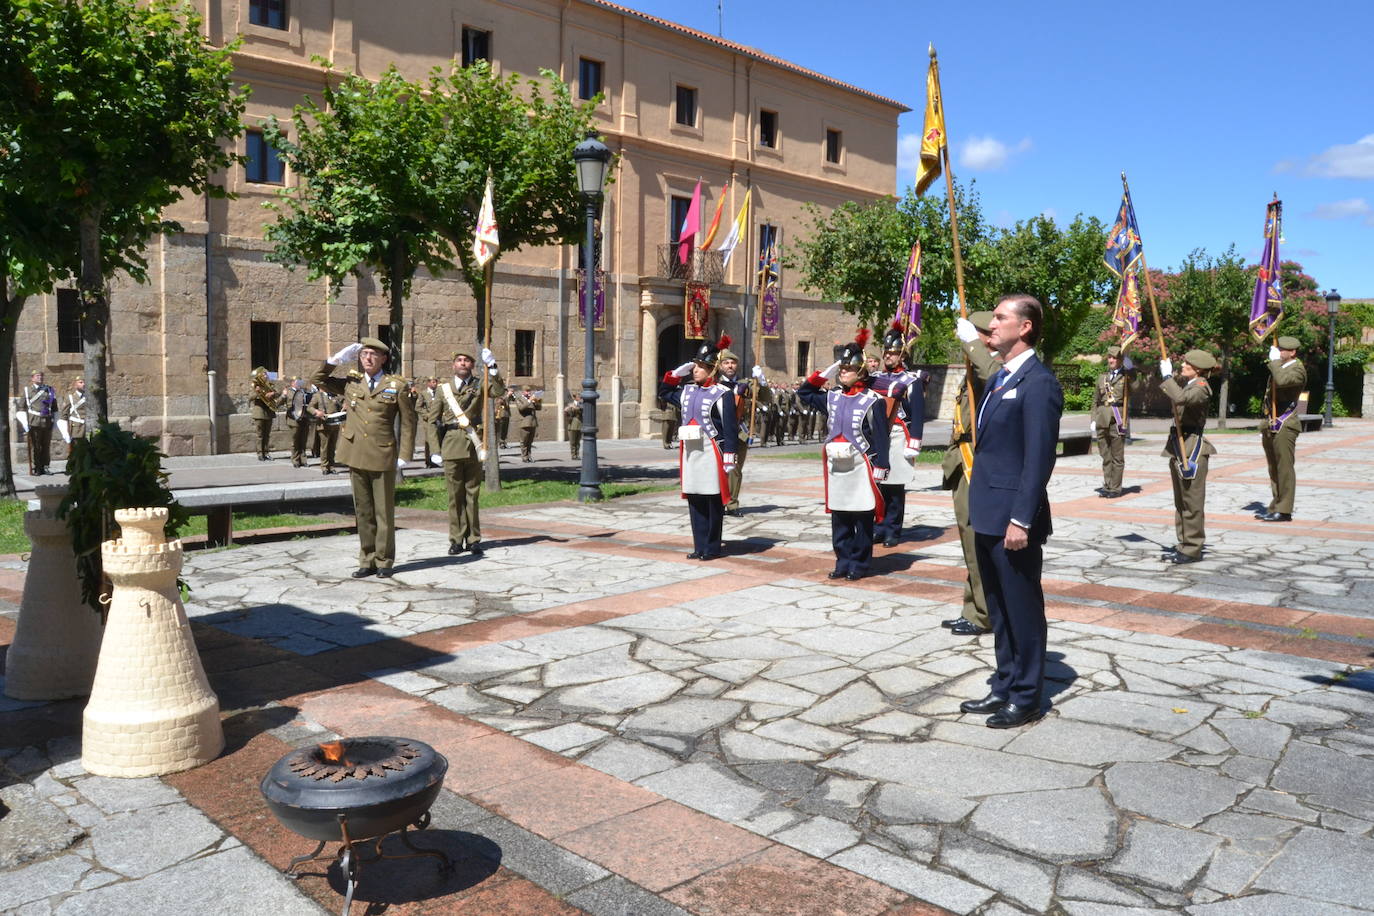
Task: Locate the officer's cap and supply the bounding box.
[1106,345,1123,358]
[1276,336,1300,350]
[969,311,994,332]
[718,348,740,363]
[452,350,474,362]
[359,336,388,352]
[1183,349,1218,371]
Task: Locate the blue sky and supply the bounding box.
[623,1,1373,297]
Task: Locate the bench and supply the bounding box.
[1299,414,1323,432]
[1058,430,1094,456]
[174,480,355,547]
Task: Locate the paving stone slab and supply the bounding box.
[620,697,743,735]
[464,815,610,896]
[1186,893,1368,915]
[1103,820,1222,892]
[555,672,686,714]
[636,762,768,822]
[544,644,650,687]
[797,681,889,726]
[0,852,89,910]
[831,741,1095,796]
[1054,692,1212,736]
[1056,866,1156,906]
[564,876,694,916]
[0,784,83,869]
[1211,717,1291,760]
[88,804,225,879]
[829,843,994,914]
[1270,740,1374,802]
[939,832,1055,912]
[1251,825,1374,908]
[967,787,1118,863]
[67,776,183,814]
[719,729,822,763]
[772,815,861,858]
[1105,762,1247,827]
[1003,718,1175,765]
[752,718,852,752]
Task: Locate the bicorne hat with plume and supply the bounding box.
[833,328,872,368]
[692,333,732,369]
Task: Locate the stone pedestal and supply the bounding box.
[3,485,104,700]
[82,508,223,777]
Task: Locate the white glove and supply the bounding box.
[672,361,695,378]
[15,410,28,433]
[752,365,765,381]
[429,453,443,467]
[481,347,496,368]
[872,466,888,482]
[1123,355,1135,371]
[903,440,921,458]
[1089,421,1098,436]
[722,452,736,468]
[1159,359,1173,379]
[57,418,71,443]
[955,317,979,342]
[329,342,364,366]
[1268,345,1280,361]
[819,360,842,381]
[396,458,407,470]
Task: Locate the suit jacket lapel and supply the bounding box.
[977,355,1038,438]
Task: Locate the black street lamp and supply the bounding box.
[573,131,612,502]
[1323,289,1340,429]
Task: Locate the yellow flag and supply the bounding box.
[473,171,499,268]
[914,53,946,196]
[718,188,751,268]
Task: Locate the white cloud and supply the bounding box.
[1306,197,1374,226]
[897,133,922,176]
[957,136,1032,171]
[1306,135,1374,179]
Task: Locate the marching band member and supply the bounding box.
[798,330,890,581]
[659,334,738,561]
[869,321,929,547]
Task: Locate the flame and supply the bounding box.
[318,741,350,765]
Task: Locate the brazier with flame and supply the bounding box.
[260,737,452,916]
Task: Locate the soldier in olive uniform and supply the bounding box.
[58,378,88,449]
[1158,349,1218,564]
[565,394,583,460]
[494,391,511,449]
[941,311,1001,636]
[513,387,541,461]
[249,367,280,461]
[418,378,440,465]
[428,349,504,556]
[718,350,769,516]
[1257,335,1306,522]
[308,384,344,474]
[1090,345,1135,498]
[311,337,417,578]
[285,378,312,467]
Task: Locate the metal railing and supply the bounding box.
[656,245,725,286]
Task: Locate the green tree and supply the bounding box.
[264,65,456,372]
[5,0,247,422]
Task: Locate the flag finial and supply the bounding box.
[928,43,936,59]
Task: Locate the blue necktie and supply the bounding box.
[979,368,1009,430]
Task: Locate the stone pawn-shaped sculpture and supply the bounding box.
[4,485,104,700]
[82,508,223,776]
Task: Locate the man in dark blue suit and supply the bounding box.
[959,294,1063,728]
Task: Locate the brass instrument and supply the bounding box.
[251,369,278,408]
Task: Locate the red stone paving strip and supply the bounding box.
[286,680,949,916]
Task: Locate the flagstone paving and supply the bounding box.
[1,420,1372,914]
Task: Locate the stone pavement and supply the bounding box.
[2,419,1372,914]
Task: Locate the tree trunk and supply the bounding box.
[0,273,23,498]
[79,212,109,425]
[388,237,405,376]
[1218,345,1231,430]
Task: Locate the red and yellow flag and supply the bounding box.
[701,181,729,249]
[914,51,946,196]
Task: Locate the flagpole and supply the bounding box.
[482,259,494,482]
[930,44,978,451]
[748,239,767,445]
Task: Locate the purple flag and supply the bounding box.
[759,245,782,338]
[895,242,922,342]
[1112,271,1141,350]
[1249,197,1283,342]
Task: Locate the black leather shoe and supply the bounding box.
[960,694,1007,714]
[376,568,392,578]
[827,569,844,579]
[1254,510,1270,520]
[941,617,963,630]
[1260,512,1292,522]
[1104,490,1123,499]
[882,538,899,548]
[351,567,376,578]
[700,552,720,561]
[449,541,462,555]
[687,552,703,560]
[845,571,862,581]
[468,545,483,558]
[1170,553,1201,565]
[949,618,990,636]
[986,702,1045,729]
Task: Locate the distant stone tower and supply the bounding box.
[82,508,223,776]
[4,484,104,700]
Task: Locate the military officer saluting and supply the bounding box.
[1257,335,1306,522]
[1090,345,1135,498]
[312,338,417,578]
[1158,349,1217,564]
[565,393,583,460]
[869,321,929,548]
[429,349,503,557]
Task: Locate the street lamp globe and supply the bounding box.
[1325,288,1341,315]
[573,132,611,198]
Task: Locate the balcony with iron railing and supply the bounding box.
[656,245,725,286]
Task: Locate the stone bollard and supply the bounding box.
[4,485,104,700]
[82,508,223,777]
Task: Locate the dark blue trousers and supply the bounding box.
[973,532,1046,707]
[686,494,724,557]
[831,510,874,575]
[874,484,906,541]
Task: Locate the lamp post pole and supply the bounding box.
[1324,289,1340,429]
[574,133,611,502]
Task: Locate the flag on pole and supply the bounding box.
[1103,189,1143,278]
[473,171,499,268]
[759,244,782,338]
[678,180,702,264]
[914,52,946,196]
[701,181,729,249]
[1112,270,1142,350]
[895,241,922,339]
[1249,197,1284,342]
[718,188,752,267]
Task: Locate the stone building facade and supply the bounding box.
[12,0,904,456]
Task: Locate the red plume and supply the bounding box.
[854,328,871,348]
[890,319,904,332]
[716,333,732,349]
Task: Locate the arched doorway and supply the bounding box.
[657,323,691,379]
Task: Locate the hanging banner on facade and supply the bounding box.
[685,281,710,340]
[758,245,782,339]
[576,268,606,331]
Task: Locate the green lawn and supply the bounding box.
[395,476,673,511]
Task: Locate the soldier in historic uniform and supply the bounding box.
[16,371,58,474]
[513,387,541,462]
[428,349,504,557]
[249,367,280,461]
[942,311,1001,636]
[311,338,417,578]
[718,349,768,516]
[494,390,511,449]
[58,377,88,449]
[1090,345,1135,498]
[1257,335,1306,522]
[798,330,891,581]
[870,321,929,548]
[659,334,738,560]
[1158,349,1218,564]
[565,393,583,460]
[284,377,312,467]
